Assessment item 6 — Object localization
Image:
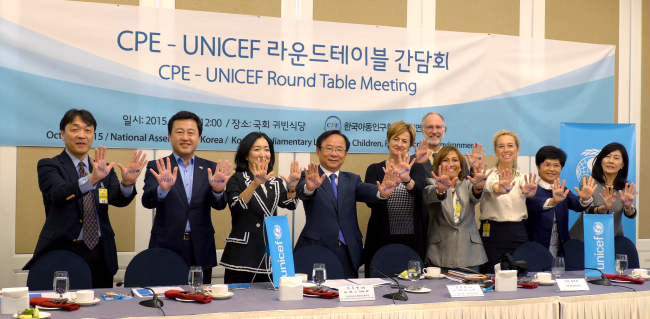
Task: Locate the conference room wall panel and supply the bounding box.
[313,0,407,28]
[640,1,650,239]
[15,147,137,254]
[436,0,519,36]
[176,0,281,18]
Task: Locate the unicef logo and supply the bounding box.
[593,222,604,236]
[274,225,282,239]
[324,116,341,131]
[576,149,600,181]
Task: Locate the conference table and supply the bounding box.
[4,271,650,319]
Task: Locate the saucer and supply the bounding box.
[405,287,431,293]
[211,292,234,300]
[14,312,51,318]
[72,297,100,306]
[532,279,556,286]
[424,274,445,279]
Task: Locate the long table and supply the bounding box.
[3,272,649,319]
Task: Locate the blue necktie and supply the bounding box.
[330,174,346,245]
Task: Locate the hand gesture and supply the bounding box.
[394,151,415,182]
[619,182,638,209]
[88,146,115,185]
[467,160,492,190]
[378,163,399,198]
[551,178,570,204]
[150,157,178,191]
[431,164,458,193]
[117,149,147,185]
[495,169,516,194]
[413,139,433,164]
[279,160,301,191]
[519,172,540,197]
[599,186,617,211]
[574,176,596,201]
[251,158,274,187]
[465,143,485,168]
[304,162,326,191]
[208,160,235,193]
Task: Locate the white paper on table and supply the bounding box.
[347,278,391,286]
[322,279,355,290]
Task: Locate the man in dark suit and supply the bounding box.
[142,111,233,283]
[24,109,146,288]
[295,130,398,278]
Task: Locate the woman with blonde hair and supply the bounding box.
[363,120,427,277]
[479,130,539,272]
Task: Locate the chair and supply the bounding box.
[123,248,189,287]
[563,239,585,271]
[512,242,553,272]
[27,250,93,291]
[293,245,346,280]
[615,236,640,269]
[368,243,422,278]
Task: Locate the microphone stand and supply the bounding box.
[371,267,408,301]
[117,281,166,315]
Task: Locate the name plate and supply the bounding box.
[557,278,590,291]
[338,285,375,302]
[447,284,484,297]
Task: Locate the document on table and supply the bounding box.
[323,279,356,290]
[347,278,391,286]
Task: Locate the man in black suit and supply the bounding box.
[142,111,233,283]
[295,130,399,278]
[24,109,146,288]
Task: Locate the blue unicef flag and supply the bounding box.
[583,214,615,276]
[265,216,295,287]
[560,123,636,243]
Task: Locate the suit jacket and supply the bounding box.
[142,155,227,269]
[24,150,136,275]
[423,178,487,268]
[220,170,298,273]
[294,167,379,270]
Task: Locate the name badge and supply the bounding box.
[482,222,490,237]
[556,278,590,291]
[447,284,484,297]
[99,183,108,204]
[338,285,375,302]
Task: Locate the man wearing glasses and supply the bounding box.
[295,130,399,278]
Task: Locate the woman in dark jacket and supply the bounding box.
[363,121,427,277]
[220,132,300,284]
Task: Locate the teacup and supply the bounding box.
[423,267,441,277]
[534,272,552,282]
[75,290,94,302]
[295,273,308,282]
[632,269,648,277]
[211,284,228,296]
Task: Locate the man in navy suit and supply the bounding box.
[142,111,233,283]
[24,109,146,288]
[295,130,399,278]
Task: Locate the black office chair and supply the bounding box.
[123,248,190,287]
[562,239,585,270]
[615,236,640,269]
[26,250,93,291]
[368,243,422,278]
[512,242,553,272]
[293,245,346,280]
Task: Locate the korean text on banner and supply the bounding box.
[583,214,614,277]
[265,216,295,287]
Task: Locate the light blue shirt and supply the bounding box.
[156,153,224,232]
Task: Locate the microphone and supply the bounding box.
[541,266,612,286]
[371,267,408,301]
[116,281,166,311]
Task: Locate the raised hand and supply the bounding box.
[599,186,617,211]
[378,163,399,198]
[150,157,178,191]
[394,151,415,183]
[575,176,596,201]
[432,164,458,193]
[551,178,570,204]
[304,162,326,191]
[116,149,147,186]
[413,139,433,164]
[208,159,235,193]
[495,169,516,195]
[519,172,540,198]
[251,158,274,187]
[467,160,492,190]
[465,143,485,168]
[88,146,116,185]
[619,182,638,209]
[279,160,301,190]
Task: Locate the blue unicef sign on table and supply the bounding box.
[583,214,614,277]
[265,216,295,287]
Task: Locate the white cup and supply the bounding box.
[632,269,648,277]
[75,290,94,302]
[295,273,308,282]
[423,267,441,277]
[211,284,228,296]
[534,272,552,282]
